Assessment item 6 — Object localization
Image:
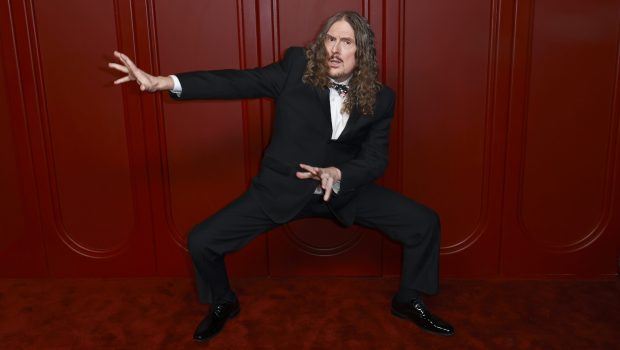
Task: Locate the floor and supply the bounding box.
[0,277,618,349]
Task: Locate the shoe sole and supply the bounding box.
[391,308,455,337]
[192,306,241,343]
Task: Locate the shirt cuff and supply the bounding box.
[169,75,182,96]
[313,181,341,195]
[332,181,341,194]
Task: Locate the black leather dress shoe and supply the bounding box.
[193,299,240,342]
[391,298,455,336]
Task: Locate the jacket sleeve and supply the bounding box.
[337,89,395,192]
[169,47,302,100]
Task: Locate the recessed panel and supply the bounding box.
[402,1,492,250]
[34,0,134,253]
[520,0,617,249]
[155,0,247,241]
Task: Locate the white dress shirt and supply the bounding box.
[328,77,351,140]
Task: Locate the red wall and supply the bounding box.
[1,0,619,279]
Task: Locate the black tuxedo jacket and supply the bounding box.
[172,47,395,226]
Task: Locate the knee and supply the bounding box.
[425,208,441,233]
[399,206,440,245]
[187,223,217,258]
[186,225,202,255]
[414,207,440,239]
[401,202,440,229]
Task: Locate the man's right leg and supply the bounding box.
[186,190,279,341]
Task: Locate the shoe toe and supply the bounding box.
[392,299,455,336]
[192,300,240,342]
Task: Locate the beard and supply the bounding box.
[327,63,353,82]
[329,70,349,81]
[325,54,355,82]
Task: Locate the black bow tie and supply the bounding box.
[329,82,349,96]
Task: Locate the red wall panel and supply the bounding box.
[148,0,268,277]
[0,40,28,272]
[400,0,505,277]
[0,0,46,276]
[34,0,134,256]
[501,0,620,276]
[19,0,156,276]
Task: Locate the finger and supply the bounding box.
[321,173,329,189]
[298,163,313,172]
[118,55,154,88]
[108,62,129,73]
[322,175,333,190]
[296,171,312,179]
[114,51,130,66]
[323,177,334,201]
[118,52,139,71]
[299,163,319,175]
[115,52,140,79]
[296,171,319,180]
[114,76,132,85]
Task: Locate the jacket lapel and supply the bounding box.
[337,106,361,140]
[316,87,333,136]
[316,87,361,141]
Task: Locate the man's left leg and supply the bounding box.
[353,183,454,336]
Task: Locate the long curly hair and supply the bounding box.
[303,11,381,116]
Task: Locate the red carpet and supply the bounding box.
[0,277,618,349]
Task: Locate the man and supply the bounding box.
[109,11,454,340]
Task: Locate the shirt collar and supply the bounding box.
[329,77,351,86]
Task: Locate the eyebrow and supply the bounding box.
[326,33,355,42]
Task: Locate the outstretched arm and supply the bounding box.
[108,51,173,92]
[109,47,303,100]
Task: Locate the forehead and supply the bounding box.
[326,19,355,39]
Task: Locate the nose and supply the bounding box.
[329,40,340,54]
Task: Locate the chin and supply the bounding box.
[329,71,348,82]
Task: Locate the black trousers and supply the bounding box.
[187,183,440,304]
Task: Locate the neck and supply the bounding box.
[330,75,352,84]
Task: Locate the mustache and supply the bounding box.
[328,55,343,62]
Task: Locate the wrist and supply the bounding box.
[334,167,342,181]
[158,76,174,91]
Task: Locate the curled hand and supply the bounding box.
[296,163,342,201]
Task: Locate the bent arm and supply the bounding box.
[337,90,395,192]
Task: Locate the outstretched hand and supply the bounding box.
[296,163,342,201]
[108,51,173,92]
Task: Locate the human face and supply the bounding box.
[324,19,357,82]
